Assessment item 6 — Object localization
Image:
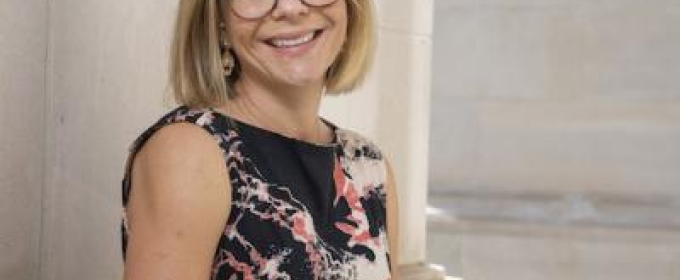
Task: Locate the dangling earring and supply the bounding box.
[219,23,235,77]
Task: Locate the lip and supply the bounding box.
[262,28,325,41]
[261,28,326,56]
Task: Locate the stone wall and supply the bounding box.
[38,1,176,279]
[429,0,680,279]
[0,1,47,280]
[431,0,680,197]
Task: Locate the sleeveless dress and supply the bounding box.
[121,106,392,280]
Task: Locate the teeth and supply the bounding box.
[270,32,315,48]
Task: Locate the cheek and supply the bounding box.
[226,11,257,46]
[331,7,349,53]
[226,25,257,62]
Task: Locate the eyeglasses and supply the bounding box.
[229,0,339,19]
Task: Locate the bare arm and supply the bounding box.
[123,123,231,280]
[385,159,400,280]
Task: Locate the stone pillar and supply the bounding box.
[39,1,176,279]
[322,0,446,279]
[0,1,47,280]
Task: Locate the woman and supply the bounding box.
[121,0,399,279]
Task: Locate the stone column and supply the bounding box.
[39,1,176,279]
[323,0,446,279]
[0,1,47,280]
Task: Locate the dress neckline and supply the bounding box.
[202,106,341,150]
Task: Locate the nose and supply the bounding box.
[270,0,310,19]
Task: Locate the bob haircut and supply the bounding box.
[170,0,376,108]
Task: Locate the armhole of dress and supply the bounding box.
[121,109,233,260]
[121,110,228,216]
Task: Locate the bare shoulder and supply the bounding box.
[124,123,231,280]
[132,123,230,207]
[134,122,226,176]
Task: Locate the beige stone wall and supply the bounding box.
[39,1,177,279]
[0,1,47,280]
[430,0,680,197]
[428,0,680,279]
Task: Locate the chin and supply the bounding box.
[277,70,327,89]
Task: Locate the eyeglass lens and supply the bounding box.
[230,0,339,19]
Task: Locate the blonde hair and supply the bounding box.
[170,0,376,107]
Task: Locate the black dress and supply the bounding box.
[121,106,392,280]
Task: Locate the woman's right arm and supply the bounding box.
[123,123,231,280]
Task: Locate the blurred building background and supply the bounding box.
[428,0,680,279]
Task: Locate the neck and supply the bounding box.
[219,75,332,145]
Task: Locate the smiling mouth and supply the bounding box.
[265,30,324,48]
